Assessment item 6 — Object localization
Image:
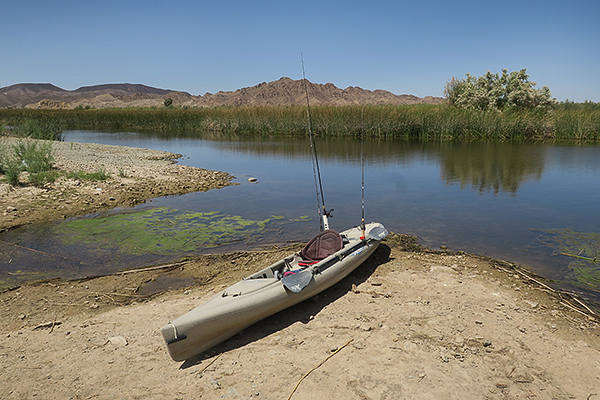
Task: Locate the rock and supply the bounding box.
[523,300,538,308]
[248,177,257,182]
[108,336,128,347]
[352,341,366,350]
[32,321,62,331]
[404,341,418,351]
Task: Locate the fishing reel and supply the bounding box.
[320,208,334,231]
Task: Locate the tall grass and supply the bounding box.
[8,118,63,140]
[1,103,599,141]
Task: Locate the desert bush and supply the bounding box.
[0,140,20,186]
[444,69,556,112]
[3,161,21,186]
[0,141,7,174]
[12,140,54,174]
[0,139,55,187]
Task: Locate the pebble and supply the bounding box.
[404,341,418,351]
[523,300,538,308]
[353,341,365,350]
[108,336,128,347]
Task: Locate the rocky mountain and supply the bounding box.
[0,77,444,109]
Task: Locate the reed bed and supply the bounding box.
[1,104,599,141]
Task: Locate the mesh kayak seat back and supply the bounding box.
[300,229,343,265]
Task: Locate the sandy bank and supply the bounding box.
[0,235,599,399]
[0,138,235,232]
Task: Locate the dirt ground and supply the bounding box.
[1,236,599,400]
[1,140,600,399]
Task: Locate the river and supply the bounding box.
[3,130,600,305]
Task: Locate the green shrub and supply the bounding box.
[1,140,17,184]
[12,140,54,174]
[1,139,56,186]
[3,161,21,186]
[0,142,7,174]
[29,170,60,187]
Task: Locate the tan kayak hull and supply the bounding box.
[161,222,386,361]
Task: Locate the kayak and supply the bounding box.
[161,222,387,361]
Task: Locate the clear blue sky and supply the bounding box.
[2,0,599,101]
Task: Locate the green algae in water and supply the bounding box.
[534,228,600,287]
[57,207,305,256]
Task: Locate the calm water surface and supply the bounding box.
[1,130,599,304]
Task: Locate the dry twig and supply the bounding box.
[287,338,354,400]
[196,353,222,377]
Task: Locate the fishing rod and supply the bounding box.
[360,101,366,240]
[301,54,332,231]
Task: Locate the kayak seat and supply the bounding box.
[300,229,343,265]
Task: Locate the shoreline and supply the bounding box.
[1,139,599,399]
[1,237,599,399]
[1,137,235,232]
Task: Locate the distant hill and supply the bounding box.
[0,78,444,109]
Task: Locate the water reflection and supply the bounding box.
[439,142,545,195]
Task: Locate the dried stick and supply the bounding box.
[196,353,222,376]
[117,262,184,275]
[287,338,354,400]
[510,266,555,292]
